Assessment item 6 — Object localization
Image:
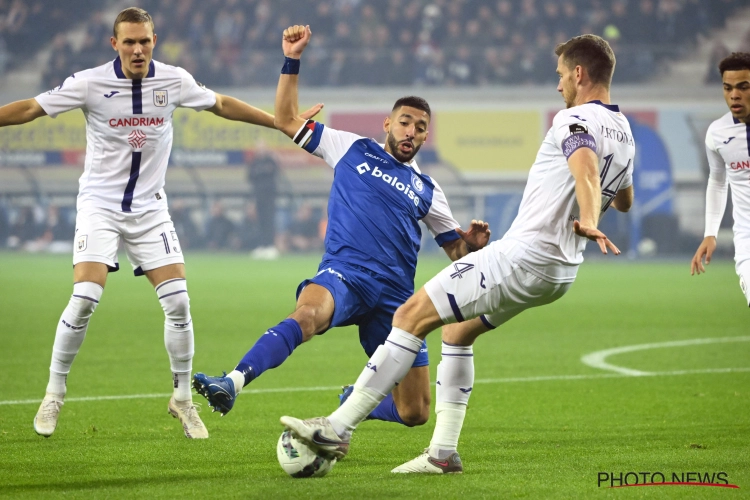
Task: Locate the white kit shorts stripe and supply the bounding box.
[424,240,571,328]
[73,207,184,275]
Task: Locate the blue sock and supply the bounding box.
[367,393,405,424]
[235,319,303,387]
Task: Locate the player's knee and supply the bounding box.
[156,279,191,321]
[69,294,99,317]
[392,302,415,329]
[163,292,190,320]
[441,322,476,345]
[393,289,437,336]
[68,282,103,318]
[397,403,430,427]
[290,305,328,340]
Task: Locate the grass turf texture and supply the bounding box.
[0,253,747,499]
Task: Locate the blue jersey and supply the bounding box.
[298,121,460,291]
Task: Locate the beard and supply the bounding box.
[563,79,577,109]
[386,132,421,163]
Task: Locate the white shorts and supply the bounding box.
[424,242,571,328]
[737,258,750,307]
[73,207,184,276]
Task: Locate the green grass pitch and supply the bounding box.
[0,253,747,499]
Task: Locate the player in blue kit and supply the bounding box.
[193,24,490,428]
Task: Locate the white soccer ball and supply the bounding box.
[277,429,336,478]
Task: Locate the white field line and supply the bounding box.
[2,367,749,406]
[580,336,750,376]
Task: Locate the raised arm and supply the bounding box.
[568,147,620,255]
[274,25,313,139]
[0,98,47,127]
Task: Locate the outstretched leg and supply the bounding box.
[280,288,443,458]
[194,283,334,415]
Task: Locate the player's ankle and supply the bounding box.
[428,446,457,459]
[328,416,351,439]
[227,370,245,396]
[46,372,67,397]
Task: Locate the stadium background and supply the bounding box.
[0,2,749,497]
[0,0,747,258]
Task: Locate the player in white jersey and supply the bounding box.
[0,7,321,439]
[691,52,750,307]
[279,35,635,473]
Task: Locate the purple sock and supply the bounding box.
[367,393,405,424]
[235,319,303,386]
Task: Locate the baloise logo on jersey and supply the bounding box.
[355,162,423,206]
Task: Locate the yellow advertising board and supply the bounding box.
[0,108,540,171]
[172,108,297,149]
[434,111,541,172]
[0,107,320,151]
[0,110,87,150]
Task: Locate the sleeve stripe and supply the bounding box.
[293,120,315,146]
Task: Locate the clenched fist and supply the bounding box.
[282,25,312,59]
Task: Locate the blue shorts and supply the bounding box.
[296,261,429,367]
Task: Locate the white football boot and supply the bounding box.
[280,416,350,459]
[168,397,209,439]
[34,392,65,437]
[391,449,463,474]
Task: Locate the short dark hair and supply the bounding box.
[719,52,750,75]
[392,96,431,118]
[555,34,616,88]
[113,7,154,38]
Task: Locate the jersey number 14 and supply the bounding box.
[599,153,630,213]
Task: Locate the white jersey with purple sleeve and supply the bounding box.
[294,120,461,291]
[498,101,635,283]
[34,57,216,213]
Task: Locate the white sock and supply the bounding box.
[47,282,103,396]
[429,342,474,458]
[227,370,245,395]
[157,279,194,402]
[329,327,422,436]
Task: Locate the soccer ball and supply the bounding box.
[276,430,336,478]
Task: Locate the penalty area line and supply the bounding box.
[1,367,749,407]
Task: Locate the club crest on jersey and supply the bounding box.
[76,235,87,252]
[450,262,474,279]
[411,173,425,194]
[153,90,168,107]
[128,130,147,149]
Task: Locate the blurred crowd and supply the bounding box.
[36,0,749,90]
[0,198,326,257]
[0,0,98,74]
